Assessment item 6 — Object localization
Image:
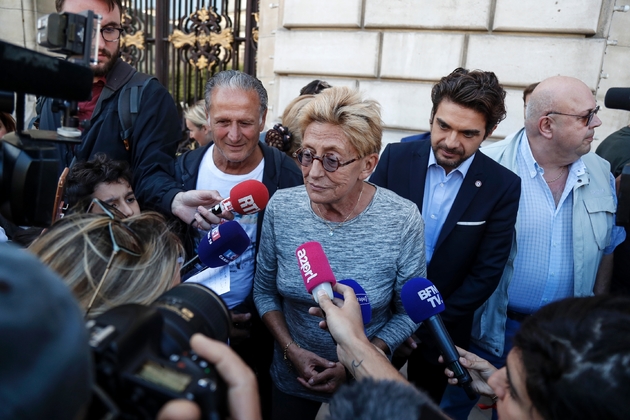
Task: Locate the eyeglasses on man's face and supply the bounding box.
[293,147,359,173]
[546,105,600,127]
[100,26,124,42]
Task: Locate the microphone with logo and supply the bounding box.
[181,221,251,276]
[210,179,270,216]
[333,279,372,325]
[401,277,477,400]
[296,241,336,304]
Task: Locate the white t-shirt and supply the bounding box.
[192,145,264,309]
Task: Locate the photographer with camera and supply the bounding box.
[36,0,226,225]
[1,242,263,420]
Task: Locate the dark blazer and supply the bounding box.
[370,138,521,347]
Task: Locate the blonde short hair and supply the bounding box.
[29,212,184,317]
[298,87,382,157]
[184,100,207,128]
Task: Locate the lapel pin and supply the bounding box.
[475,180,482,187]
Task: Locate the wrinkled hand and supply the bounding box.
[296,361,346,394]
[287,346,340,393]
[171,190,233,227]
[440,346,496,397]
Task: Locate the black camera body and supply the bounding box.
[86,283,231,419]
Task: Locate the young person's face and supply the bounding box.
[91,180,140,217]
[488,349,543,420]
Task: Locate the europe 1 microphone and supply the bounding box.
[401,277,477,400]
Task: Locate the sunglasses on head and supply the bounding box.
[84,199,144,317]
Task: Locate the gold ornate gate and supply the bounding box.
[119,0,258,106]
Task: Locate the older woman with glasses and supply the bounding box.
[254,86,426,419]
[28,206,184,317]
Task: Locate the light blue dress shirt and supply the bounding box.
[508,135,625,313]
[422,149,475,264]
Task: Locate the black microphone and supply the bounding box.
[401,277,477,400]
[604,88,630,112]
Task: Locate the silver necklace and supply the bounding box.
[315,183,364,236]
[545,166,566,184]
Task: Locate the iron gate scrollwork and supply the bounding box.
[119,0,258,107]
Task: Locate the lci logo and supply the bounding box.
[219,249,239,264]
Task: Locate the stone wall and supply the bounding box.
[258,0,630,149]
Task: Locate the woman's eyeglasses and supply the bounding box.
[293,147,359,173]
[85,198,143,316]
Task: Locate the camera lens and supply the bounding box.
[152,283,231,355]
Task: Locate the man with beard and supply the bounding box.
[37,0,211,221]
[370,68,520,403]
[440,76,626,419]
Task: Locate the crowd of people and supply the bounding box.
[1,0,630,418]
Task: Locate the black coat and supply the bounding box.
[371,138,521,347]
[38,59,183,214]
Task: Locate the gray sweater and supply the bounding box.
[254,183,426,402]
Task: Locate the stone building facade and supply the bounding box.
[257,0,630,148]
[2,0,630,148]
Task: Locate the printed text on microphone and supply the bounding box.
[417,285,443,308]
[297,248,318,283]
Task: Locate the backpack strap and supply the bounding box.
[117,71,157,152]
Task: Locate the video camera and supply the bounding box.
[86,282,231,420]
[0,11,99,226]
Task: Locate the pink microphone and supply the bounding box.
[296,241,336,303]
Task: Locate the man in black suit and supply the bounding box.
[370,68,520,403]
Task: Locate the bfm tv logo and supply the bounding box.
[417,284,443,308]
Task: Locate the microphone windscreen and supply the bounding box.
[296,241,336,293]
[401,277,445,323]
[0,41,92,101]
[334,279,372,324]
[229,180,270,215]
[604,88,630,111]
[197,221,251,268]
